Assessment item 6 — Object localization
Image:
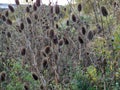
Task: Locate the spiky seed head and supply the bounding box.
[15,0,20,5]
[78,36,84,44]
[5,10,9,17]
[55,4,60,14]
[7,32,11,38]
[32,72,38,80]
[34,14,38,20]
[101,6,108,17]
[6,19,12,25]
[49,29,54,39]
[78,3,82,12]
[26,17,31,24]
[72,14,76,22]
[8,5,14,12]
[20,23,24,30]
[63,37,69,45]
[42,59,48,69]
[0,71,6,82]
[59,39,63,46]
[2,15,6,21]
[33,3,37,11]
[81,26,86,35]
[53,35,58,44]
[36,0,41,7]
[87,30,93,40]
[21,48,26,56]
[44,46,51,54]
[26,6,30,13]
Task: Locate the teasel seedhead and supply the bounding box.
[15,0,20,5]
[32,72,38,80]
[26,6,30,13]
[49,29,55,39]
[55,4,60,14]
[78,3,82,12]
[1,15,6,21]
[87,30,93,40]
[0,71,6,82]
[21,47,26,56]
[72,14,76,22]
[36,0,41,7]
[7,32,11,38]
[6,19,12,25]
[42,59,48,69]
[34,14,38,20]
[26,17,31,24]
[81,26,86,35]
[101,6,108,17]
[44,46,51,54]
[53,35,58,44]
[8,5,15,13]
[20,22,24,30]
[33,3,37,11]
[78,36,84,44]
[63,37,69,45]
[5,10,9,17]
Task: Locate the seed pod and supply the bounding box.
[2,15,6,21]
[49,29,54,39]
[33,3,37,11]
[34,14,38,20]
[7,32,11,38]
[63,37,69,45]
[26,6,30,13]
[8,5,14,12]
[42,59,48,69]
[78,36,84,44]
[20,23,24,30]
[36,0,41,7]
[59,39,63,46]
[78,3,82,12]
[5,10,9,17]
[0,71,6,82]
[72,14,76,22]
[101,6,108,17]
[32,72,38,80]
[55,4,60,14]
[21,48,26,56]
[87,30,93,40]
[26,17,31,24]
[44,46,51,54]
[81,26,86,35]
[6,19,12,25]
[15,0,20,5]
[53,35,58,44]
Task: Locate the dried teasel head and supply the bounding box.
[33,3,37,11]
[0,71,6,82]
[87,30,93,40]
[53,35,58,44]
[7,32,11,38]
[32,72,38,80]
[34,14,38,20]
[1,15,6,21]
[49,29,55,39]
[26,6,30,13]
[63,37,69,45]
[15,0,20,5]
[78,3,82,12]
[78,36,84,44]
[20,23,24,30]
[81,26,86,35]
[55,4,60,14]
[6,19,12,25]
[8,5,15,13]
[21,47,26,56]
[5,10,9,17]
[72,14,76,22]
[26,17,31,24]
[101,6,108,17]
[36,0,41,7]
[42,58,48,69]
[44,46,51,54]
